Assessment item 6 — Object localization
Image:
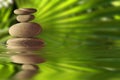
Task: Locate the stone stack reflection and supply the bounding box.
[12,53,45,80]
[6,8,45,80]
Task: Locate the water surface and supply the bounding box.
[0,41,120,80]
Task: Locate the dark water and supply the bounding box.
[0,41,120,80]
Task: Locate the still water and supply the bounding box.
[0,40,120,80]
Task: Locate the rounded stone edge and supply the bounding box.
[16,15,35,22]
[8,22,42,38]
[14,8,37,15]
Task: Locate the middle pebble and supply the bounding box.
[16,15,35,22]
[9,22,42,38]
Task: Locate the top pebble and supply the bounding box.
[14,8,37,15]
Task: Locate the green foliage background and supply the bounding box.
[0,0,120,80]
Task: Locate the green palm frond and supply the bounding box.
[15,0,120,48]
[0,4,15,42]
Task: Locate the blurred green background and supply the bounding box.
[0,0,120,80]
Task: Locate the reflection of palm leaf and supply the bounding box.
[0,64,14,80]
[0,0,120,80]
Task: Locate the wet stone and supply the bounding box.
[14,8,37,15]
[9,22,42,38]
[7,38,44,47]
[16,15,35,22]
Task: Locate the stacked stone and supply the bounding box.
[6,8,45,79]
[7,8,44,50]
